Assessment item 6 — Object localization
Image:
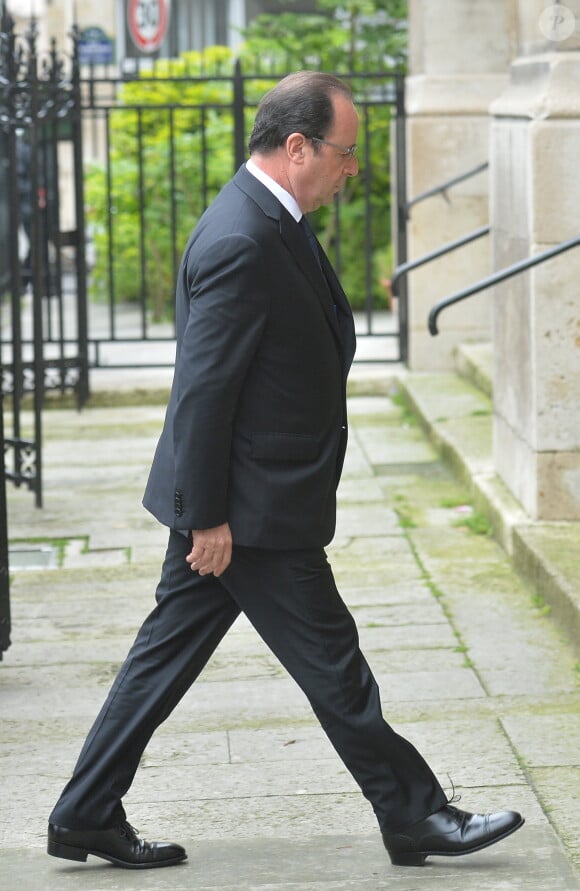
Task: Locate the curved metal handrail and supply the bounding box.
[406,162,489,216]
[428,235,580,335]
[391,226,490,297]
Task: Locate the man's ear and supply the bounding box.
[286,132,307,164]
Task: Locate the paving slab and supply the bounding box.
[3,829,578,891]
[3,381,580,890]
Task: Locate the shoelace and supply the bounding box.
[117,821,147,849]
[445,775,462,806]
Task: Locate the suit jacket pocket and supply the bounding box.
[249,431,320,462]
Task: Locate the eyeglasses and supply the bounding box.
[310,137,358,159]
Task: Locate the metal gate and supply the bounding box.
[80,60,407,369]
[0,12,89,657]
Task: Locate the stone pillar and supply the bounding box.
[405,0,516,369]
[490,2,580,520]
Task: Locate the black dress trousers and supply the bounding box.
[50,530,447,833]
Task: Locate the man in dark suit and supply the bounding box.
[47,71,523,870]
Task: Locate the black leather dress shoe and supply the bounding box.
[383,805,524,866]
[47,820,187,869]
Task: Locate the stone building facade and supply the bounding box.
[407,0,580,520]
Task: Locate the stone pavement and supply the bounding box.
[1,362,579,890]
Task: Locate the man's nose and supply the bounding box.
[345,156,359,176]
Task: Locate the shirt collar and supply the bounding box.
[246,158,302,223]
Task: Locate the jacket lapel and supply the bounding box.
[278,212,343,342]
[233,165,356,368]
[319,251,357,372]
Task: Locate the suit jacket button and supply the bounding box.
[174,490,184,517]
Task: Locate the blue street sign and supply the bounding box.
[79,27,114,65]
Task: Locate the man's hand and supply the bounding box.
[186,523,232,577]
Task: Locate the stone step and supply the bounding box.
[455,341,494,397]
[9,537,130,571]
[398,369,580,658]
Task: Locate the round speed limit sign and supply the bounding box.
[127,0,169,53]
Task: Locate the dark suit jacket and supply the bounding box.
[143,165,356,549]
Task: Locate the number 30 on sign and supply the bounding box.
[127,0,170,53]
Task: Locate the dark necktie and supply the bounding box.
[299,215,340,324]
[299,216,322,269]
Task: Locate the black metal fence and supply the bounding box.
[79,59,407,368]
[0,11,89,657]
[0,16,89,483]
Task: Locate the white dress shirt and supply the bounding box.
[246,158,302,223]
